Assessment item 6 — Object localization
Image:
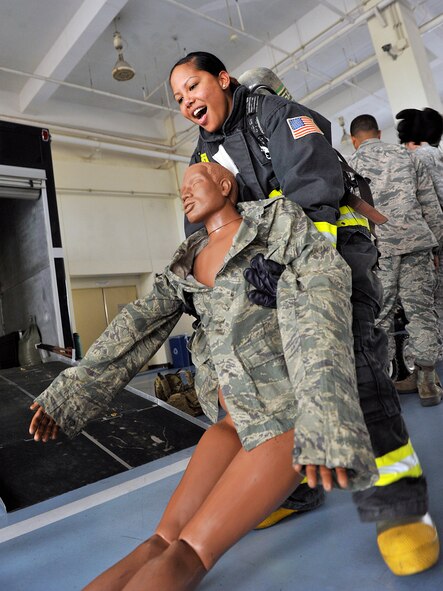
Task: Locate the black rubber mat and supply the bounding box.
[84,407,205,468]
[0,362,205,512]
[0,434,125,511]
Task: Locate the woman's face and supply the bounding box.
[170,62,232,133]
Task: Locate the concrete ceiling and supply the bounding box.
[0,0,442,158]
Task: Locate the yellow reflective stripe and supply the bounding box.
[374,439,423,487]
[200,153,209,162]
[268,189,283,198]
[313,221,337,248]
[300,476,308,485]
[337,205,370,230]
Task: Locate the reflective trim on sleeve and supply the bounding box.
[313,221,337,248]
[374,439,423,487]
[268,189,283,198]
[200,153,209,162]
[337,205,370,230]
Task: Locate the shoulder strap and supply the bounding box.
[335,149,374,206]
[335,149,388,231]
[246,95,271,159]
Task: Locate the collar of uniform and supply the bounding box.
[199,85,249,143]
[359,137,382,149]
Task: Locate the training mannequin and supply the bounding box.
[29,163,377,591]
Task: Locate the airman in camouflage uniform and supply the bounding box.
[31,191,377,490]
[396,107,443,360]
[350,114,443,406]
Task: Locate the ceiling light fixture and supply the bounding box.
[112,29,135,81]
[338,116,351,144]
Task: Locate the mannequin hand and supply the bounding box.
[29,402,59,442]
[243,253,285,308]
[294,464,349,491]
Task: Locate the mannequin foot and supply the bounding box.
[82,534,170,591]
[122,539,207,591]
[376,513,440,575]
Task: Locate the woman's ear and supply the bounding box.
[218,70,231,90]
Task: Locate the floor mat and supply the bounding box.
[0,362,205,511]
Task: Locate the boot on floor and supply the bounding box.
[377,513,440,575]
[416,364,442,407]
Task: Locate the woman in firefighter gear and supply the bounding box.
[29,163,377,591]
[168,51,439,576]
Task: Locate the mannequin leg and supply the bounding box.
[155,413,243,543]
[82,534,170,591]
[180,427,301,569]
[122,428,301,591]
[83,414,243,591]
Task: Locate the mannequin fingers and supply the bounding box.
[29,406,45,436]
[335,467,349,489]
[318,466,333,492]
[304,465,318,489]
[42,420,59,442]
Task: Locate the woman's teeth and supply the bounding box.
[193,106,206,119]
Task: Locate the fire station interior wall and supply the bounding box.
[51,153,194,366]
[0,193,59,345]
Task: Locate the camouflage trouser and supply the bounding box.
[376,250,438,366]
[435,255,443,360]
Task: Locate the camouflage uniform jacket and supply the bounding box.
[35,197,377,491]
[350,138,443,257]
[412,144,443,208]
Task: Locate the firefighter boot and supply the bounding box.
[416,364,442,407]
[377,513,440,575]
[255,484,325,529]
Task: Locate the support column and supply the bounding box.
[365,0,442,115]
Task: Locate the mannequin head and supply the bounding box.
[350,114,381,150]
[181,162,238,226]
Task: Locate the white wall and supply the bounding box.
[52,149,194,366]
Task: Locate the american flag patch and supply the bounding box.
[286,116,323,139]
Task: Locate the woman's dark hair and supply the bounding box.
[169,51,227,80]
[169,51,239,92]
[396,107,443,146]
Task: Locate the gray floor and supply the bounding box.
[1,368,442,591]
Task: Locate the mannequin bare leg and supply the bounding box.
[82,534,170,591]
[83,412,245,591]
[121,415,301,591]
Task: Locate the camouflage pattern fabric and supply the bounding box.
[154,371,186,401]
[349,138,443,257]
[34,197,378,491]
[411,145,443,358]
[154,370,202,416]
[377,250,438,365]
[412,145,443,210]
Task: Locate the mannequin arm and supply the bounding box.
[31,273,184,439]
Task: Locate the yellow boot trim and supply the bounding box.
[377,521,440,575]
[254,508,297,530]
